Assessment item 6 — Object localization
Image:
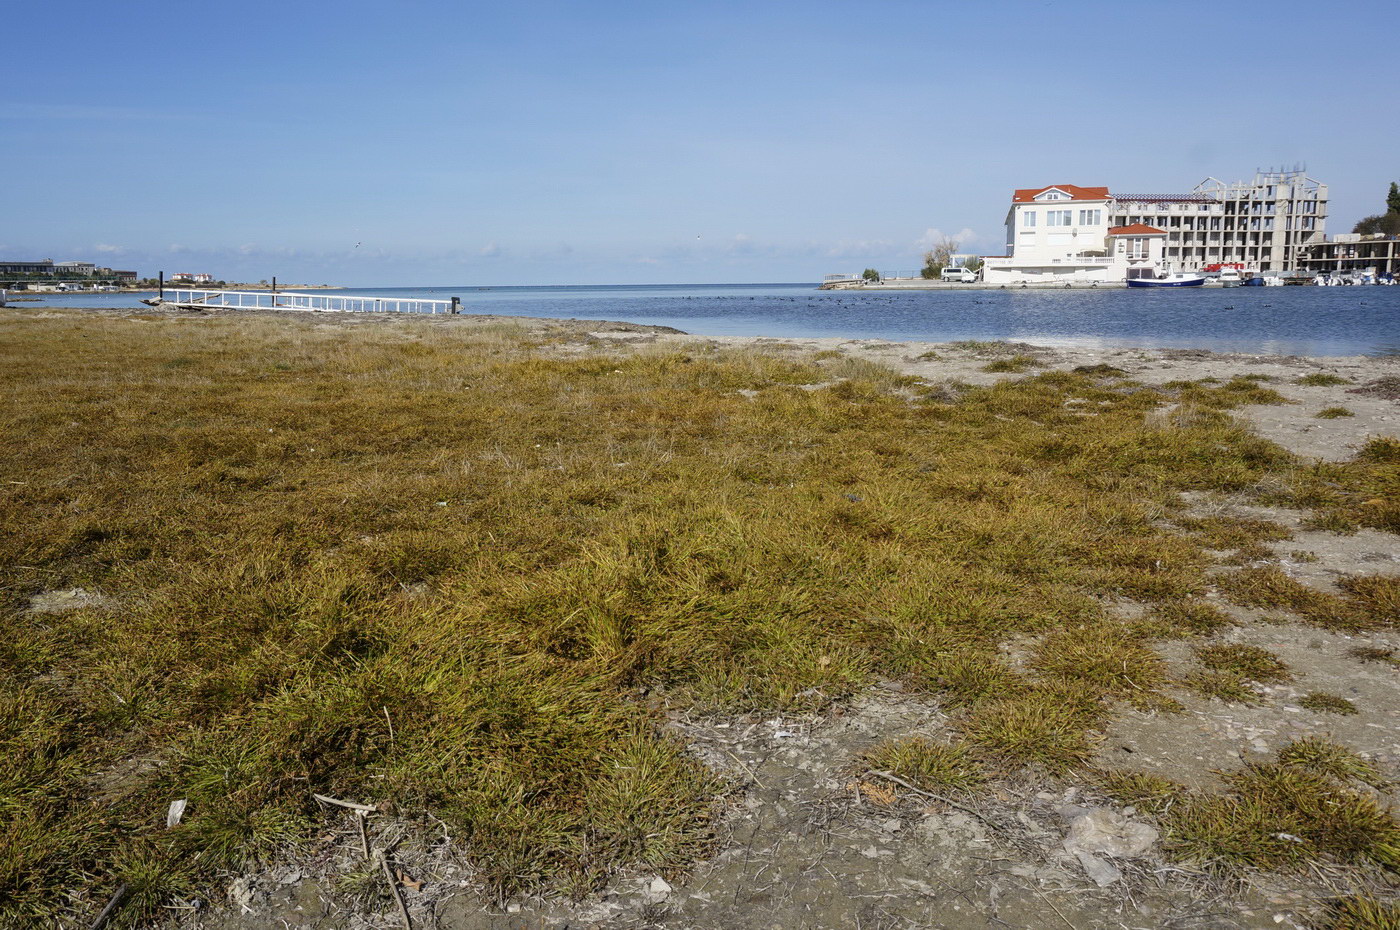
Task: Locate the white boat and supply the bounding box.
[1126,272,1206,288]
[1219,269,1242,287]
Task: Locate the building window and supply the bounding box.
[1077,209,1101,225]
[1046,210,1072,226]
[1022,211,1037,228]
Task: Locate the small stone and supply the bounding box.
[648,877,673,898]
[883,818,904,833]
[1073,850,1121,887]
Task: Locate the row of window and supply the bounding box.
[1021,209,1101,228]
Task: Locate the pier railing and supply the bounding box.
[164,289,458,314]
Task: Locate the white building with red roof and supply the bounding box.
[983,185,1136,284]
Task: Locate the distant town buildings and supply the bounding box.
[0,259,141,285]
[169,272,215,284]
[982,170,1328,284]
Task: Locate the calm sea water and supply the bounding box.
[22,283,1400,356]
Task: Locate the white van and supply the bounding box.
[941,266,977,283]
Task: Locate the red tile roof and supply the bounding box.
[1107,223,1167,236]
[1012,185,1111,203]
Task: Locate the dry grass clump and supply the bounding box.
[1164,740,1399,873]
[1349,646,1400,668]
[1296,373,1354,387]
[1172,376,1290,409]
[1178,515,1292,550]
[981,354,1038,373]
[1288,438,1400,534]
[861,737,984,791]
[1194,643,1292,683]
[1317,406,1356,419]
[0,310,1396,924]
[1299,691,1360,715]
[1096,769,1187,815]
[1181,643,1291,704]
[1320,894,1400,930]
[1070,363,1126,377]
[1218,566,1373,629]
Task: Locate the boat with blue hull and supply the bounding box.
[1126,273,1206,288]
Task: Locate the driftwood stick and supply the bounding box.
[865,770,998,827]
[377,848,413,930]
[357,810,371,862]
[90,883,129,930]
[313,793,378,814]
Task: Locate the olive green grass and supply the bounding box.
[981,355,1039,374]
[1320,894,1400,930]
[1317,407,1356,419]
[1,310,1396,925]
[1163,739,1399,873]
[860,737,984,791]
[1298,691,1359,715]
[1349,647,1400,668]
[1286,437,1400,534]
[1296,373,1354,387]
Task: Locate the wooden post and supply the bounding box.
[450,297,460,315]
[158,271,164,299]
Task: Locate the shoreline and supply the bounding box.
[12,304,1398,462]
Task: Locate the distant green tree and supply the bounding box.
[1353,213,1400,236]
[861,268,880,282]
[1387,181,1400,215]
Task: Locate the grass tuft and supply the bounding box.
[981,355,1038,374]
[1194,643,1291,683]
[1298,691,1359,715]
[1319,894,1400,930]
[1295,373,1354,387]
[1165,741,1400,873]
[861,737,984,791]
[1316,407,1355,419]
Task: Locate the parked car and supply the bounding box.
[941,266,978,283]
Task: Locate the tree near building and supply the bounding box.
[861,268,880,282]
[1353,181,1400,236]
[1353,213,1400,236]
[920,237,958,279]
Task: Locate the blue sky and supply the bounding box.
[7,0,1397,286]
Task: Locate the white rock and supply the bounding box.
[648,877,673,897]
[1063,808,1159,859]
[1073,849,1123,887]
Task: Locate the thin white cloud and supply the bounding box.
[915,227,981,251]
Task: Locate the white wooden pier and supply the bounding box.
[157,289,460,314]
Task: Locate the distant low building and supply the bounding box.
[112,270,139,283]
[55,261,97,276]
[1298,234,1400,275]
[170,272,215,284]
[0,259,56,276]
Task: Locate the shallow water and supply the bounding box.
[22,283,1400,356]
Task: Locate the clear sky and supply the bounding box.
[7,0,1397,286]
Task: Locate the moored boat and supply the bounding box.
[1126,273,1206,288]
